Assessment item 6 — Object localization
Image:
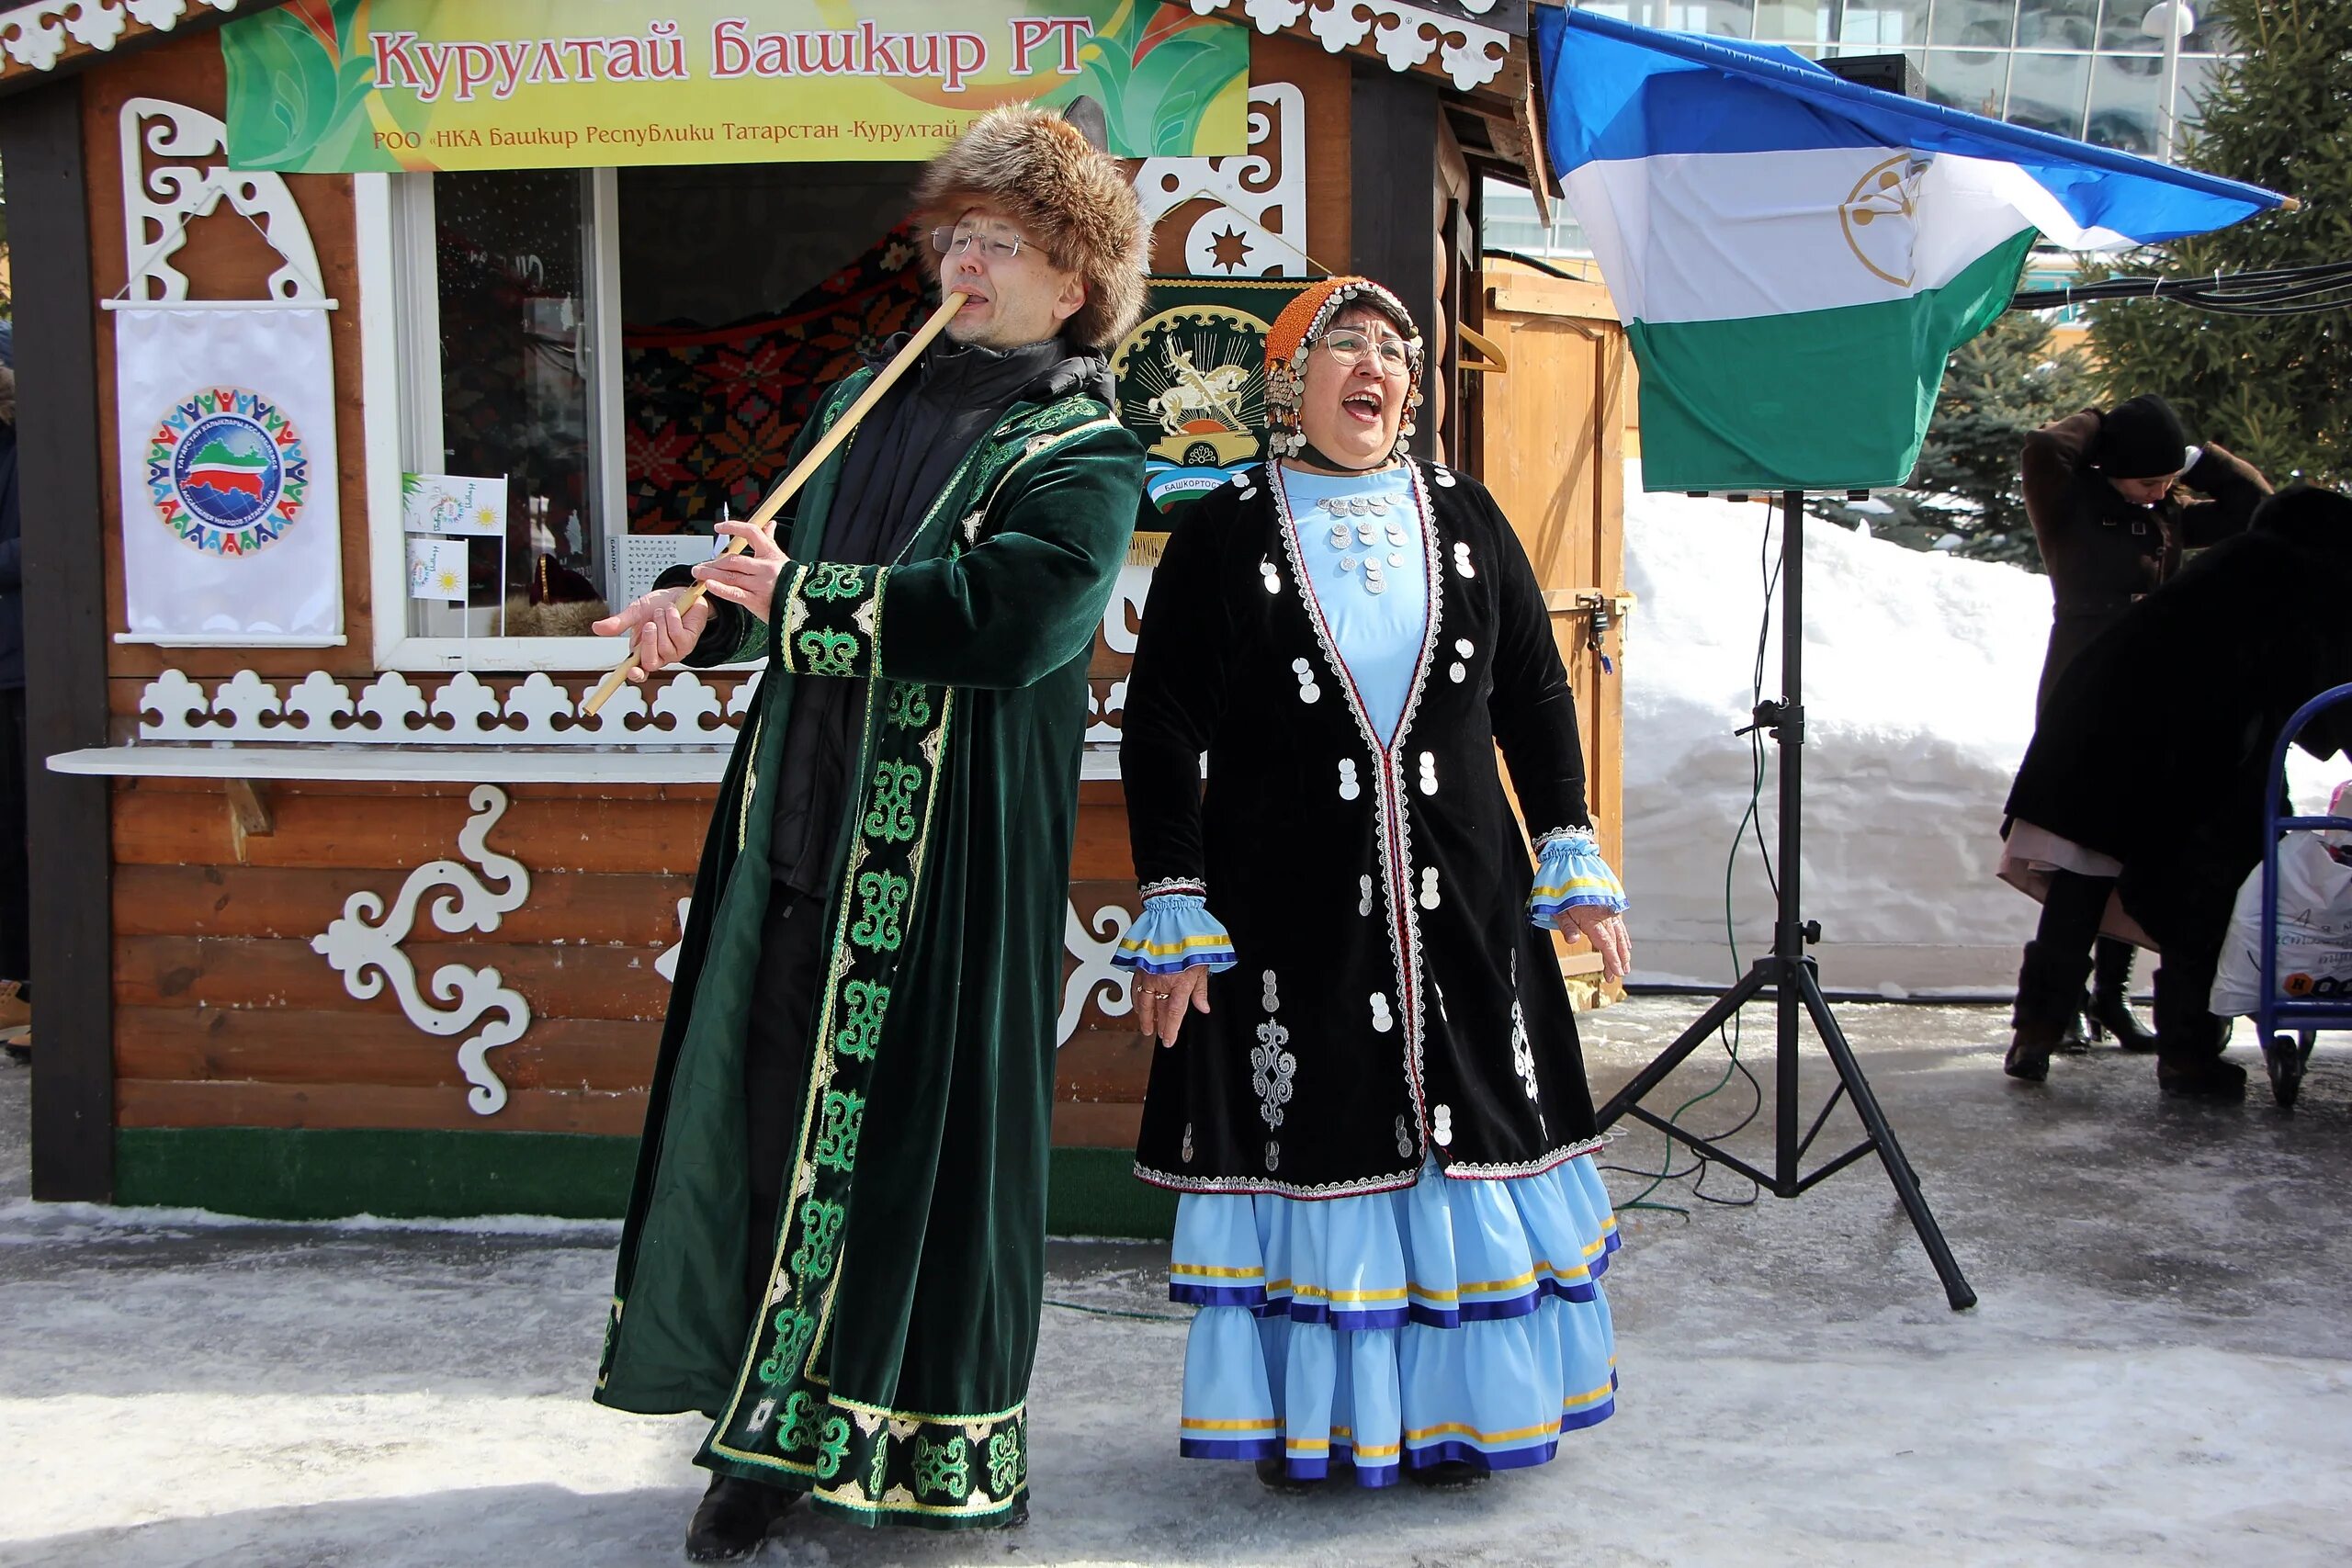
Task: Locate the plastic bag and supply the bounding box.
[2211,814,2352,1019]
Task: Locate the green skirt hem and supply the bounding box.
[695,1452,1029,1532]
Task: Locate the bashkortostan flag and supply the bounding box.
[1535,6,2288,494]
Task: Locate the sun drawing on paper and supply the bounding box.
[145,386,307,557]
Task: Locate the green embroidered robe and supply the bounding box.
[594,368,1144,1530]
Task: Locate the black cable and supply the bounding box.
[1479,247,1594,282]
[2010,258,2352,318]
[1044,1298,1190,1324]
[1610,504,1778,1217]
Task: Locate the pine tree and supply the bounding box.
[2083,0,2352,487]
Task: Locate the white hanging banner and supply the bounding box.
[113,305,345,644]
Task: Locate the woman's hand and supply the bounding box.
[1134,965,1214,1048]
[692,519,791,626]
[591,587,713,683]
[1558,905,1633,984]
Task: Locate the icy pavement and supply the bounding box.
[5,1000,2352,1567]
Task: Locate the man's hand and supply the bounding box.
[1134,965,1213,1048]
[1557,905,1634,984]
[693,520,791,626]
[592,587,714,684]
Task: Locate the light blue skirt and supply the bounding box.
[1169,1155,1620,1485]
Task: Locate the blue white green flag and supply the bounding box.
[1536,7,2288,492]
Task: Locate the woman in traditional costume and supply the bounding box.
[1114,277,1633,1491]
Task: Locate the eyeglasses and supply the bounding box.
[1320,328,1411,373]
[930,225,1050,265]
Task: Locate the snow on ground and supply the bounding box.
[7,1004,2352,1568]
[1620,467,2348,995]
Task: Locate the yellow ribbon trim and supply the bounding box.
[1119,932,1236,955]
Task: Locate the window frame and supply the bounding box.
[357,168,634,673]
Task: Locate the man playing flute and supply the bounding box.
[590,107,1148,1558]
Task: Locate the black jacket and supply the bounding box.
[1123,461,1601,1197]
[2006,486,2352,942]
[2020,408,2269,713]
[670,333,1110,894]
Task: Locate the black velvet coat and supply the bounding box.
[2006,487,2352,946]
[1123,459,1602,1198]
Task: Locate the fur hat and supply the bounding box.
[912,107,1148,352]
[1262,276,1425,460]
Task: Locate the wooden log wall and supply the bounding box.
[110,778,702,1136]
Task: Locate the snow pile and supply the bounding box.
[1615,465,2346,995]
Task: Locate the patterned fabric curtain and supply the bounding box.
[621,225,930,532]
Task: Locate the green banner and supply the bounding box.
[1111,276,1311,515]
[222,1,1249,172]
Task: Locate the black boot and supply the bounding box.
[2152,969,2246,1102]
[685,1472,797,1562]
[2005,941,2094,1083]
[1407,1459,1492,1490]
[2056,990,2093,1055]
[1255,1457,1320,1493]
[2086,938,2158,1052]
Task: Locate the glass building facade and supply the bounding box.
[1488,1,2238,257]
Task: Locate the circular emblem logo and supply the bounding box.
[1114,303,1273,512]
[1838,153,1931,289]
[146,388,308,556]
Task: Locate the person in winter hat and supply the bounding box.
[590,107,1148,1558]
[2001,394,2270,1079]
[2002,483,2352,1100]
[1118,277,1631,1495]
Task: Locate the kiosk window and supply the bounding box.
[381,162,924,667]
[395,169,617,644]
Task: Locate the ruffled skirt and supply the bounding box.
[1169,1155,1620,1485]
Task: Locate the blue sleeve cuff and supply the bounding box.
[1114,890,1239,975]
[1530,827,1628,924]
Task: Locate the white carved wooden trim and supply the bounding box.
[138,669,760,747]
[1183,0,1511,91]
[1101,562,1152,660]
[1086,678,1130,747]
[1085,562,1152,743]
[310,785,533,1116]
[654,897,691,984]
[0,0,240,76]
[1135,82,1308,278]
[118,95,329,305]
[1061,899,1139,1046]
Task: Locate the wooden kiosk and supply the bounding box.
[0,0,1627,1232]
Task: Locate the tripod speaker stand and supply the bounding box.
[1597,489,1977,1311]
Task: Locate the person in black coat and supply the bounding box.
[2001,484,2352,1098]
[2019,394,2270,1055]
[0,321,28,1044]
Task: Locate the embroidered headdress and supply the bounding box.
[1261,276,1425,461]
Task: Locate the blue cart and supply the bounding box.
[2256,682,2352,1108]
